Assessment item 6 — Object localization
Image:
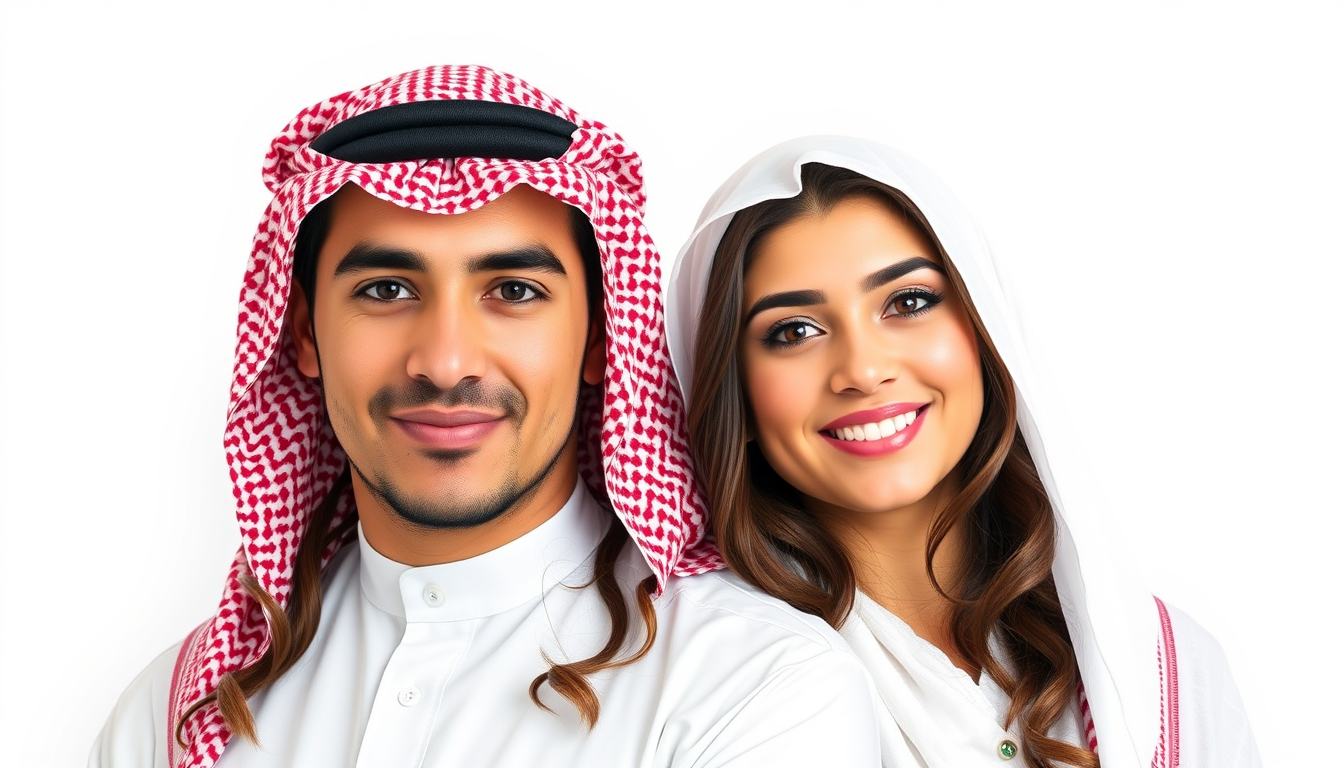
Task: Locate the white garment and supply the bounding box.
[91,483,880,768]
[664,136,1263,768]
[843,592,1256,768]
[841,592,1085,768]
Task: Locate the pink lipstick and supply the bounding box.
[819,402,929,457]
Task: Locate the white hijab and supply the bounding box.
[664,136,1167,767]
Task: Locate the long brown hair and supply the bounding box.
[176,195,657,746]
[689,164,1098,768]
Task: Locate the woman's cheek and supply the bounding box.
[743,354,812,442]
[910,314,977,379]
[918,318,985,440]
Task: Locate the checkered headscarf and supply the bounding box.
[167,65,722,768]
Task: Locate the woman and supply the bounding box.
[664,137,1260,768]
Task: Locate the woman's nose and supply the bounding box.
[829,323,900,395]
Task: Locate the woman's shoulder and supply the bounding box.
[1162,600,1245,686]
[1158,600,1264,767]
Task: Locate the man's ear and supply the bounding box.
[582,322,606,386]
[289,287,321,379]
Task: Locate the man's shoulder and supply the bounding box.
[89,638,182,768]
[651,564,852,656]
[604,559,881,766]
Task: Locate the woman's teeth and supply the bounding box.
[826,410,920,441]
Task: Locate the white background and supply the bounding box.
[1,2,1339,766]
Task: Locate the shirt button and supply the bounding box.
[998,739,1018,760]
[398,686,422,707]
[423,583,445,607]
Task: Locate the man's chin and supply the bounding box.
[386,498,517,530]
[417,447,480,464]
[349,460,517,528]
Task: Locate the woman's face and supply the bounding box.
[738,196,984,520]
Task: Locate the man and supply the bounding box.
[90,66,879,767]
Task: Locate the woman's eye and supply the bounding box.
[886,290,942,317]
[361,281,415,301]
[768,321,822,346]
[893,296,928,314]
[493,281,540,303]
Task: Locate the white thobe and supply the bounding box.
[91,483,881,768]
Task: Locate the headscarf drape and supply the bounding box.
[169,65,723,768]
[663,136,1176,768]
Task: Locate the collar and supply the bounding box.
[356,480,608,622]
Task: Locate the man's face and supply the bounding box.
[291,185,602,531]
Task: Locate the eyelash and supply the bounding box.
[488,279,547,304]
[355,279,417,302]
[884,287,944,318]
[759,288,945,349]
[352,279,550,304]
[761,318,822,349]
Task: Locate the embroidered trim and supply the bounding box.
[1151,596,1180,768]
[1077,679,1099,754]
[167,620,210,766]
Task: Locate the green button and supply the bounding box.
[998,740,1018,760]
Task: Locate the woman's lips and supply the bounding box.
[819,403,929,457]
[390,409,505,451]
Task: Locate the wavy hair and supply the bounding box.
[176,192,656,746]
[688,164,1098,768]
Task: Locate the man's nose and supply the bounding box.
[405,297,488,389]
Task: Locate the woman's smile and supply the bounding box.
[739,195,983,517]
[818,402,930,456]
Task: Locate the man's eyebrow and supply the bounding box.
[860,257,945,292]
[744,289,827,323]
[468,245,567,276]
[333,244,428,277]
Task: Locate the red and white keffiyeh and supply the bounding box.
[167,65,723,768]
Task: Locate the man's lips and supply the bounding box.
[818,402,930,457]
[389,409,506,451]
[391,408,504,428]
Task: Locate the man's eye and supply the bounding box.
[493,281,540,303]
[360,281,415,301]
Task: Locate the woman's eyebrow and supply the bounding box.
[860,257,944,292]
[744,289,826,323]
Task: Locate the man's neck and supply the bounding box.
[354,467,581,567]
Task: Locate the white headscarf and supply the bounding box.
[664,136,1173,767]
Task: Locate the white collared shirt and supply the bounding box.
[842,592,1085,767]
[841,591,1260,768]
[91,482,881,768]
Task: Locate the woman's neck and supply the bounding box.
[809,480,980,680]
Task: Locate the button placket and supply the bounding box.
[397,686,423,707]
